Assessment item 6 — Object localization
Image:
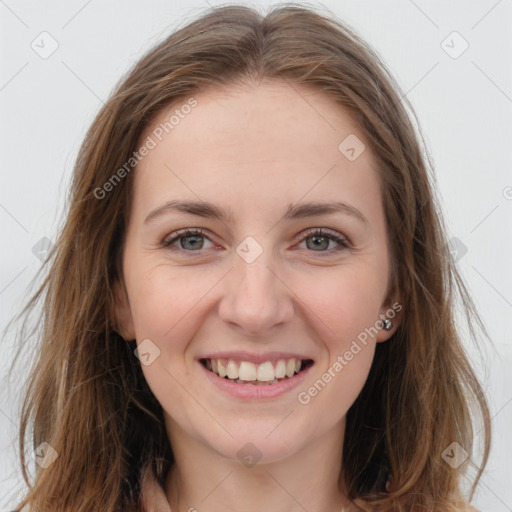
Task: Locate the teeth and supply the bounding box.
[217,360,227,378]
[239,361,257,381]
[286,359,295,377]
[256,361,275,381]
[275,359,287,378]
[204,357,308,383]
[226,360,239,379]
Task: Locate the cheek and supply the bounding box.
[298,344,375,425]
[127,262,213,340]
[283,263,385,412]
[291,261,387,343]
[294,267,380,415]
[125,265,207,423]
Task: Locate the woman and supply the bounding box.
[10,4,490,511]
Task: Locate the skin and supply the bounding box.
[114,79,402,512]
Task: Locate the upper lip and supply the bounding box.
[198,351,314,364]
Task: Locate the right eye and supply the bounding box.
[162,228,216,252]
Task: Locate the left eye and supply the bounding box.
[161,228,350,254]
[298,228,350,252]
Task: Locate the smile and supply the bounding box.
[200,357,314,385]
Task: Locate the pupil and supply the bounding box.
[183,236,203,250]
[308,236,328,251]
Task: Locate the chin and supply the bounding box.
[198,416,316,466]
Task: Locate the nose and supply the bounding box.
[217,248,295,337]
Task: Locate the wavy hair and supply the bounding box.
[7,4,491,511]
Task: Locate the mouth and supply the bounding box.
[199,357,315,386]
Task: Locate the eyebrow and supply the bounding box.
[144,199,368,225]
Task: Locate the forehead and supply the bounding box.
[131,80,381,222]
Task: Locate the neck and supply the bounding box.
[164,417,356,512]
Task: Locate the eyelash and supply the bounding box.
[161,227,350,255]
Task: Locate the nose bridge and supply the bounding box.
[233,233,277,292]
[235,247,276,295]
[218,239,293,334]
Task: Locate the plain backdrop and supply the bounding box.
[1,1,511,510]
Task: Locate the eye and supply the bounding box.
[161,227,350,255]
[296,228,350,254]
[161,228,215,252]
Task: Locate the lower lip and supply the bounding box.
[198,360,313,400]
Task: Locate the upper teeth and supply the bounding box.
[206,358,303,381]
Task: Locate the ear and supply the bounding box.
[111,278,136,341]
[375,294,403,343]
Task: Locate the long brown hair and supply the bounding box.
[7,4,491,511]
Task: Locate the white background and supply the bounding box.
[1,1,511,510]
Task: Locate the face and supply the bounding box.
[114,80,401,464]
